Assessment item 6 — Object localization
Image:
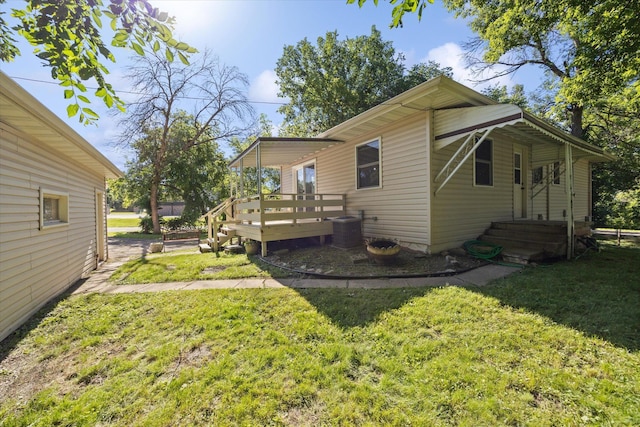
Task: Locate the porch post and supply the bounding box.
[565,143,575,259]
[256,143,262,194]
[239,159,244,197]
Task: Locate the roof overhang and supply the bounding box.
[0,72,122,179]
[229,137,343,168]
[434,104,614,164]
[319,76,497,142]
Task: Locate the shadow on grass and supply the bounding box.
[473,242,640,352]
[293,287,433,328]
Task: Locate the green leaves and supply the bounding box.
[347,0,434,27]
[276,27,450,136]
[5,0,198,124]
[67,103,80,117]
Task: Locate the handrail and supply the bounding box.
[201,196,236,220]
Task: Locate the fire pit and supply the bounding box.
[366,240,400,265]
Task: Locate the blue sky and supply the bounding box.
[2,0,544,170]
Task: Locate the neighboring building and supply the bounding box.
[212,76,612,258]
[0,72,122,342]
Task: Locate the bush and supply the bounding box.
[165,216,187,231]
[139,216,165,234]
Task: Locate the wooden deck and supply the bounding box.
[204,194,346,255]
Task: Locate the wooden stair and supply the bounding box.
[199,226,237,253]
[478,221,568,264]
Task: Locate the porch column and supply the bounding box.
[565,143,575,259]
[239,159,244,197]
[256,143,262,194]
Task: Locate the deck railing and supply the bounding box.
[203,193,346,253]
[235,193,346,225]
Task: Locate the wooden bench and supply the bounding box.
[162,229,202,242]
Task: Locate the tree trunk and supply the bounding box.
[570,104,584,138]
[150,176,161,234]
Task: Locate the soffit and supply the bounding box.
[229,138,343,168]
[0,72,122,179]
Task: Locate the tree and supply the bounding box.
[481,84,529,109]
[276,26,452,136]
[119,49,253,233]
[1,0,196,123]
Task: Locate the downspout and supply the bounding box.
[565,143,575,259]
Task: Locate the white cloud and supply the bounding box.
[249,69,286,104]
[425,42,513,90]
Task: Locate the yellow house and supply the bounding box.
[208,76,612,261]
[0,72,122,342]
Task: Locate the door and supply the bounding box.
[95,190,107,264]
[513,148,526,218]
[293,161,316,212]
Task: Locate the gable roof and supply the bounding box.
[0,72,122,179]
[318,76,496,141]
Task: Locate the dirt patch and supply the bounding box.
[261,242,485,277]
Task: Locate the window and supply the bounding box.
[532,167,544,185]
[356,138,381,189]
[552,161,561,185]
[474,138,493,186]
[514,153,522,185]
[40,188,69,229]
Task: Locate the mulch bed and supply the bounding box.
[260,241,486,278]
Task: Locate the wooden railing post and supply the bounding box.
[212,217,218,252]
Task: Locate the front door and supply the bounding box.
[513,147,526,218]
[294,161,316,212]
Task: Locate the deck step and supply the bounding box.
[500,247,546,265]
[479,235,565,256]
[491,221,565,234]
[484,228,565,243]
[198,243,212,253]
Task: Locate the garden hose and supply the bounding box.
[463,240,503,260]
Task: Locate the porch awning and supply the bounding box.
[434,105,614,164]
[228,137,343,168]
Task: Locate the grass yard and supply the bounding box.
[0,242,638,426]
[107,217,143,228]
[110,251,289,283]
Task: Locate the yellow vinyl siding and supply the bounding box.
[430,134,513,253]
[573,159,590,221]
[291,113,431,249]
[0,124,107,341]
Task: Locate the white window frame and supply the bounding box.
[291,159,317,194]
[552,161,561,185]
[355,137,382,190]
[473,137,493,187]
[40,188,69,229]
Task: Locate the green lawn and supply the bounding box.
[110,251,289,283]
[1,242,638,426]
[107,217,143,228]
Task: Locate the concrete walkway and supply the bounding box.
[72,238,522,295]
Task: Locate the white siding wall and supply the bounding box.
[573,159,590,221]
[530,164,549,220]
[0,125,105,341]
[289,113,431,249]
[548,163,567,221]
[544,159,590,221]
[430,133,514,253]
